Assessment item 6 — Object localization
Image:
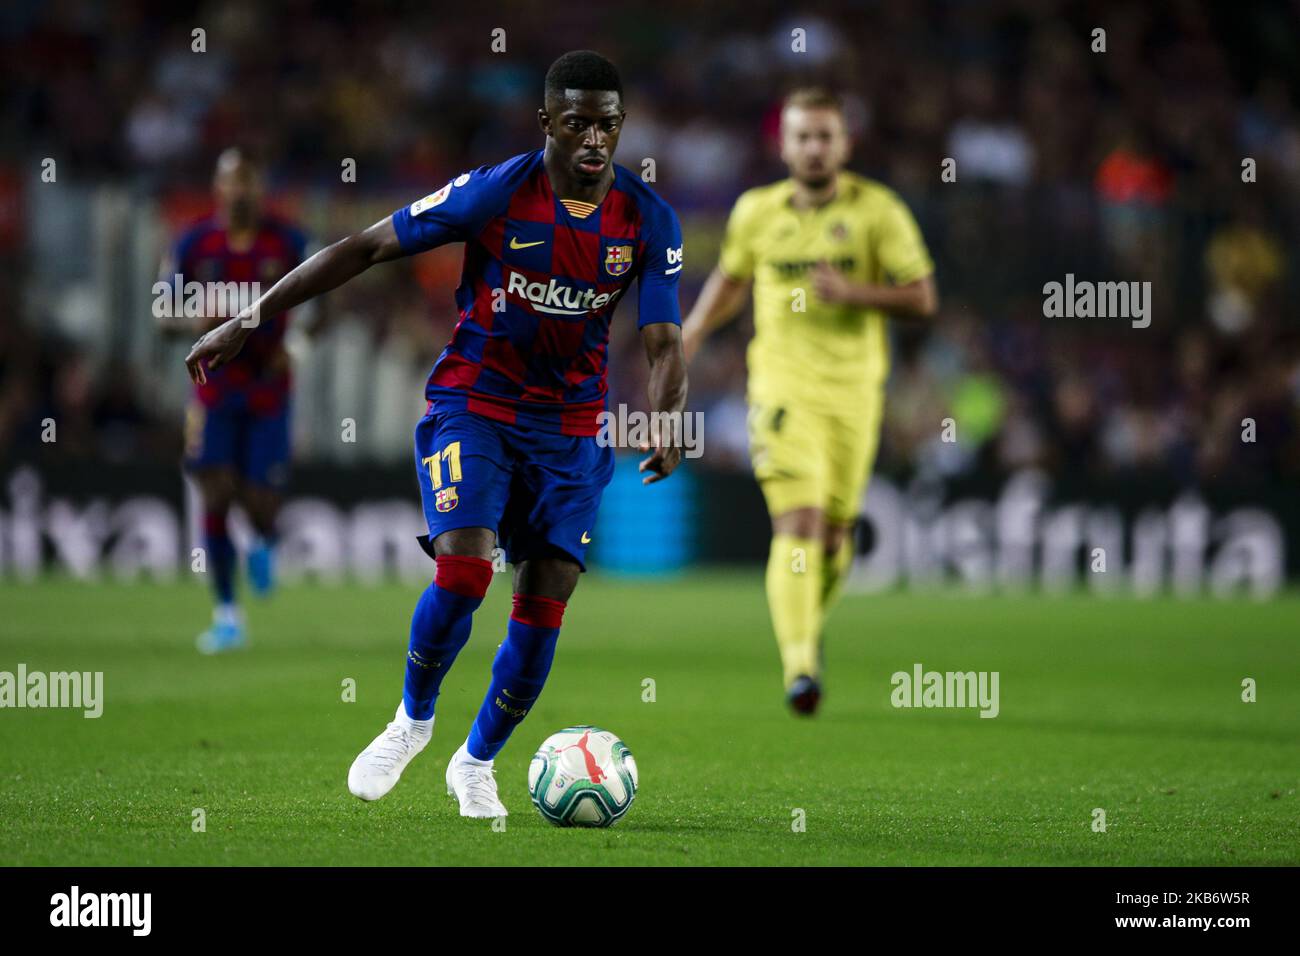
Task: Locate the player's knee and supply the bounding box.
[773,506,824,540]
[432,527,497,562]
[239,485,281,534]
[246,489,278,528]
[513,556,580,603]
[202,497,231,518]
[198,470,238,512]
[823,522,850,557]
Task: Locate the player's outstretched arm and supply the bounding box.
[185,217,405,384]
[681,266,750,363]
[638,322,688,485]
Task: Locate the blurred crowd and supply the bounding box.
[3,0,1299,484]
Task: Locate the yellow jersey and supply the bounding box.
[718,171,933,411]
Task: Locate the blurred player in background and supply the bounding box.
[683,88,937,715]
[183,52,686,817]
[158,147,307,654]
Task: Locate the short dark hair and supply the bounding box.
[544,50,622,101]
[784,87,843,113]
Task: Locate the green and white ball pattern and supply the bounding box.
[528,726,638,827]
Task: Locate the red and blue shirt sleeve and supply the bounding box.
[391,152,537,254]
[636,200,684,328]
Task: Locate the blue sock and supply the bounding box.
[466,594,565,761]
[204,511,236,605]
[403,555,494,720]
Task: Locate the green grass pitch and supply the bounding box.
[1,574,1296,866]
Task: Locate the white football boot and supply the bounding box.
[446,742,508,818]
[347,704,432,801]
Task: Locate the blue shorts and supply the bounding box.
[414,405,615,570]
[183,401,291,490]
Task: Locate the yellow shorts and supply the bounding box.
[747,392,884,525]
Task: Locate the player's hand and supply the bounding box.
[638,431,682,485]
[811,261,851,304]
[185,316,251,385]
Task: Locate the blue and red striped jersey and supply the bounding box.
[392,150,683,436]
[170,216,307,412]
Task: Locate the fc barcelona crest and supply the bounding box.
[605,244,634,276]
[435,486,459,513]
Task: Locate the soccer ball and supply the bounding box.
[528,726,638,827]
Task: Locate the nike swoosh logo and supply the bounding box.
[580,532,592,544]
[509,237,546,249]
